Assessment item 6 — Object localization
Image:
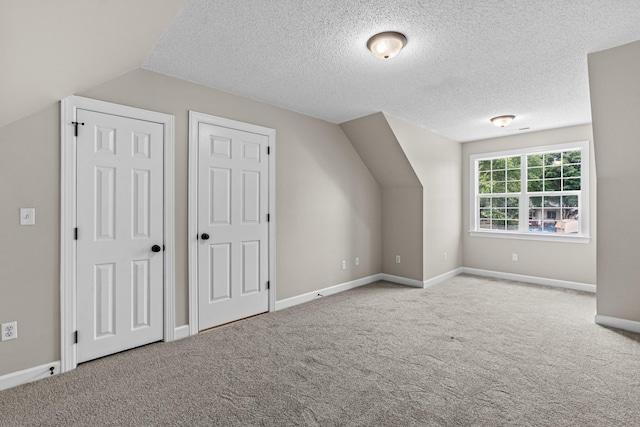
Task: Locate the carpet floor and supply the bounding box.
[1,274,640,426]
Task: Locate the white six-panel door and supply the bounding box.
[76,109,164,363]
[197,123,269,330]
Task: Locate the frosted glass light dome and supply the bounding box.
[367,32,407,60]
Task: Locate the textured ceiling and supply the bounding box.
[143,0,640,142]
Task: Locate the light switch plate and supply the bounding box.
[20,208,36,225]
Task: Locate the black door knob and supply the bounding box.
[151,245,161,252]
[201,233,210,240]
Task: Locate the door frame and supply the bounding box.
[188,111,276,335]
[60,95,175,373]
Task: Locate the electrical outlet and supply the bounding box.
[512,253,518,262]
[355,257,360,266]
[341,260,347,270]
[1,321,17,341]
[396,255,401,264]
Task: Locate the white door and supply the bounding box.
[76,109,164,363]
[198,123,269,330]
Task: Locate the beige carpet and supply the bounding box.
[2,274,640,426]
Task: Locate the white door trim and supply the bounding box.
[188,111,276,335]
[60,95,175,373]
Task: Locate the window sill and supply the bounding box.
[469,230,590,244]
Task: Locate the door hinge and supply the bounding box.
[267,281,270,290]
[267,214,270,222]
[267,146,271,155]
[73,331,78,344]
[74,228,78,240]
[71,121,85,137]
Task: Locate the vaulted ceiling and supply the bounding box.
[4,1,640,142]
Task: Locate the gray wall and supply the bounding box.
[461,124,596,284]
[589,40,640,321]
[340,113,424,280]
[384,114,462,280]
[0,69,382,375]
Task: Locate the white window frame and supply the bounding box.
[469,140,590,243]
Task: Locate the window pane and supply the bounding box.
[507,209,519,219]
[506,156,521,169]
[562,208,578,220]
[545,179,561,191]
[563,178,581,191]
[479,197,491,208]
[492,182,506,193]
[528,154,543,167]
[493,209,506,219]
[529,196,542,207]
[563,164,581,178]
[480,219,491,229]
[479,160,491,171]
[479,182,491,194]
[562,195,578,208]
[542,221,557,232]
[528,167,543,180]
[507,220,519,230]
[544,166,561,179]
[564,150,581,165]
[492,220,506,230]
[528,180,543,192]
[544,153,562,166]
[492,198,506,208]
[480,209,491,219]
[492,158,506,169]
[507,197,519,207]
[507,169,521,181]
[544,209,558,220]
[544,196,560,207]
[507,181,520,193]
[479,171,491,182]
[492,170,505,181]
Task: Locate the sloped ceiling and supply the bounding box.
[0,0,186,128]
[5,1,640,142]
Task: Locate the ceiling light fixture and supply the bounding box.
[367,31,407,60]
[490,115,516,127]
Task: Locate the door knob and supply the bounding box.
[151,245,162,252]
[201,233,210,240]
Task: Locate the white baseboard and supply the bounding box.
[174,325,190,340]
[380,273,423,288]
[423,268,464,288]
[462,267,596,293]
[595,314,640,334]
[0,361,60,392]
[275,274,383,311]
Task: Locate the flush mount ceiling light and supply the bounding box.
[367,31,407,60]
[490,115,516,127]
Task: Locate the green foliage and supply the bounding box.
[507,197,519,207]
[563,178,581,191]
[492,170,505,181]
[564,150,581,164]
[478,160,491,171]
[528,180,543,192]
[529,196,542,207]
[545,179,561,191]
[492,182,506,193]
[544,166,561,179]
[507,182,521,192]
[562,196,578,207]
[507,169,521,181]
[563,165,580,178]
[528,167,543,180]
[544,153,562,166]
[492,158,506,169]
[528,154,543,167]
[506,156,521,169]
[492,198,506,208]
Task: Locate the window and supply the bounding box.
[470,141,589,241]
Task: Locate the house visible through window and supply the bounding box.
[470,141,589,240]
